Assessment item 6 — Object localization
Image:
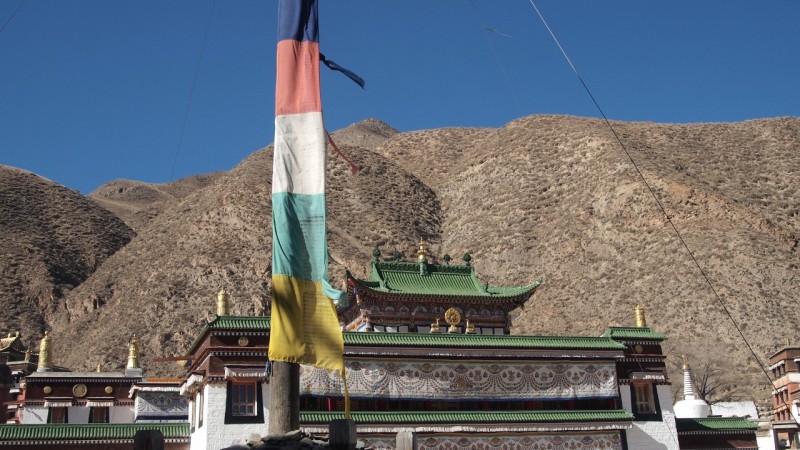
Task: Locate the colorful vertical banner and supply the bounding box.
[269,0,345,372]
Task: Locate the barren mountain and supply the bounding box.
[2,115,799,404]
[0,166,134,346]
[89,172,223,232]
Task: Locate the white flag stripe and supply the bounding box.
[273,111,326,196]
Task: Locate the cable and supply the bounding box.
[526,0,793,428]
[468,0,525,118]
[168,0,216,182]
[0,0,26,36]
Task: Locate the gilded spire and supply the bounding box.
[417,239,428,263]
[634,304,647,328]
[96,363,103,372]
[127,334,140,370]
[216,288,230,316]
[37,332,52,372]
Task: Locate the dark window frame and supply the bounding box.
[88,406,109,424]
[630,383,662,421]
[224,381,264,424]
[47,407,68,424]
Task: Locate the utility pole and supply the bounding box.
[268,361,299,435]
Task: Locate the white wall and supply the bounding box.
[110,405,134,423]
[190,382,270,450]
[20,406,47,424]
[621,385,680,450]
[22,405,133,424]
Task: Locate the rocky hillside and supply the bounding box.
[2,115,798,403]
[0,166,134,343]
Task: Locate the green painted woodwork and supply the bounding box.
[0,423,190,441]
[300,409,634,424]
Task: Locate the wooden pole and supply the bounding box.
[268,361,300,435]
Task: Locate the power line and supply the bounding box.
[168,0,216,182]
[468,0,525,118]
[525,0,786,421]
[0,0,26,36]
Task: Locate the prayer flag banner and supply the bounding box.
[270,0,344,371]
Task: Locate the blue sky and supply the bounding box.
[1,1,798,194]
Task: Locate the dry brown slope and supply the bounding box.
[434,115,799,399]
[48,139,441,373]
[0,166,134,344]
[89,172,224,232]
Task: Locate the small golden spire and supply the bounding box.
[430,318,441,333]
[634,304,647,328]
[681,354,689,371]
[37,332,52,372]
[465,319,475,334]
[127,334,140,370]
[24,348,31,362]
[417,239,428,263]
[96,363,103,372]
[216,289,229,316]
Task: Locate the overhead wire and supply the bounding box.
[168,0,216,182]
[468,0,525,118]
[525,0,791,422]
[0,0,26,36]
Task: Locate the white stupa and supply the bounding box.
[674,356,711,419]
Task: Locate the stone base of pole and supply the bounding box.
[329,419,357,450]
[268,361,300,435]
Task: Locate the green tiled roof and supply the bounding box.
[207,316,271,330]
[0,423,190,441]
[352,261,540,298]
[344,332,625,350]
[301,410,633,424]
[600,327,666,341]
[675,417,758,432]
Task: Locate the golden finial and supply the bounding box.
[24,348,31,362]
[634,304,647,328]
[127,334,140,370]
[465,319,475,334]
[417,239,428,263]
[430,318,441,333]
[681,354,689,371]
[37,331,52,372]
[96,363,103,372]
[216,289,229,316]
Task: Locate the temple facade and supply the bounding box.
[178,250,684,449]
[0,333,189,449]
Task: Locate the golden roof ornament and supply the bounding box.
[681,354,689,371]
[96,363,103,372]
[445,307,462,334]
[216,289,229,316]
[430,318,441,333]
[127,334,140,370]
[465,319,475,334]
[417,240,428,264]
[37,331,52,372]
[634,304,647,328]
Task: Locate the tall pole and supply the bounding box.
[268,361,299,435]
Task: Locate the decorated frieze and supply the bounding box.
[415,432,623,450]
[301,360,617,400]
[134,391,189,421]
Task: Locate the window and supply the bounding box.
[225,382,264,424]
[47,407,68,424]
[634,384,655,413]
[631,383,662,421]
[89,407,109,423]
[198,391,204,428]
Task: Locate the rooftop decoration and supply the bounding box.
[216,288,229,316]
[36,332,52,373]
